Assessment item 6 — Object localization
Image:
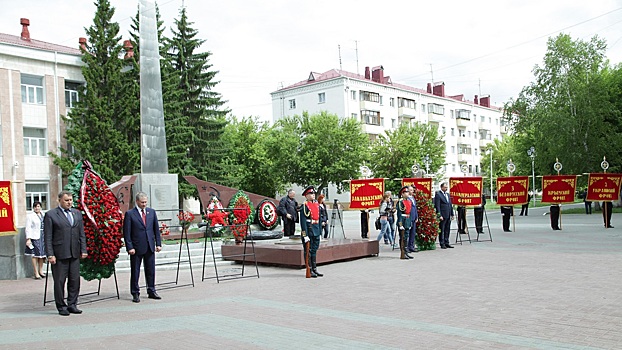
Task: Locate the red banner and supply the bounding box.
[586,173,622,202]
[496,176,529,206]
[349,178,385,209]
[402,178,432,198]
[541,175,577,203]
[449,177,483,206]
[0,181,17,234]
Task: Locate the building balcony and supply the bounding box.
[398,106,417,119]
[359,100,379,110]
[500,124,508,134]
[479,139,492,148]
[456,117,470,127]
[458,153,471,162]
[428,112,443,123]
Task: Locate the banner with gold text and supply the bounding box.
[541,175,577,203]
[401,178,433,198]
[496,176,529,206]
[448,177,483,206]
[349,178,385,209]
[0,181,17,234]
[586,173,622,202]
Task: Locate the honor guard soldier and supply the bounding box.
[396,186,414,260]
[300,186,323,278]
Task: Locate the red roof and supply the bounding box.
[0,33,81,56]
[276,68,501,110]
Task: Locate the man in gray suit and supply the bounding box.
[433,182,454,249]
[44,190,87,316]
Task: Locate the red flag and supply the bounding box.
[402,178,432,198]
[449,177,483,206]
[496,176,529,206]
[586,173,622,202]
[349,178,385,209]
[0,181,17,234]
[541,175,577,203]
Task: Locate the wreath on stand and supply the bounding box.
[414,189,440,251]
[65,161,124,280]
[227,191,253,244]
[256,199,279,230]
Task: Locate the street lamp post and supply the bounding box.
[527,146,536,206]
[488,147,494,203]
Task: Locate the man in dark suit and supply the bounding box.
[277,189,298,236]
[474,194,486,233]
[501,206,513,232]
[44,190,87,316]
[123,192,162,303]
[433,182,454,249]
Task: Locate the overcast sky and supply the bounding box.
[2,0,622,122]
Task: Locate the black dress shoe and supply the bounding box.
[132,294,140,303]
[446,244,454,248]
[67,306,82,314]
[440,245,447,249]
[607,226,614,228]
[504,230,512,232]
[148,292,162,300]
[58,309,70,316]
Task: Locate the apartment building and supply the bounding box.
[271,65,508,181]
[0,18,84,278]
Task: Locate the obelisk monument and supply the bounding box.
[135,0,179,222]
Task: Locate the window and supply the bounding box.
[489,117,492,123]
[428,103,444,115]
[456,109,471,120]
[495,118,498,125]
[65,81,81,108]
[450,110,454,119]
[389,97,395,107]
[392,119,397,128]
[469,165,473,173]
[361,110,380,125]
[398,98,416,109]
[451,146,456,154]
[289,99,296,109]
[421,104,426,113]
[318,92,325,104]
[351,90,357,100]
[474,148,478,156]
[458,144,472,154]
[468,131,471,138]
[474,132,478,139]
[452,164,456,172]
[26,183,49,211]
[442,127,446,134]
[21,75,44,105]
[480,116,485,123]
[451,128,455,136]
[360,91,380,102]
[379,95,383,105]
[23,128,46,156]
[351,113,358,119]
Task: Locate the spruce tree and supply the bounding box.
[166,7,231,187]
[56,0,139,183]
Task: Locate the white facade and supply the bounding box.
[271,67,508,185]
[0,20,84,227]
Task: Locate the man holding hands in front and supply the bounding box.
[123,192,162,303]
[434,182,454,249]
[44,191,87,316]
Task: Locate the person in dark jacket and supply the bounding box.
[318,194,329,238]
[277,189,299,236]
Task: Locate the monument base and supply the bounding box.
[0,229,30,280]
[221,238,379,268]
[134,173,180,226]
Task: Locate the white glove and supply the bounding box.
[303,236,310,243]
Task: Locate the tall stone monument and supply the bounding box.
[134,0,179,223]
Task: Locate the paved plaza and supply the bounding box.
[0,206,620,349]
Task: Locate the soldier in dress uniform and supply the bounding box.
[550,204,561,230]
[300,186,323,278]
[474,194,486,233]
[501,206,513,232]
[396,186,414,260]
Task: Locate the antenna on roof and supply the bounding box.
[355,40,359,75]
[429,63,434,85]
[478,78,482,97]
[338,44,342,71]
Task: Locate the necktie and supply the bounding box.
[445,192,449,202]
[65,209,74,226]
[141,209,147,225]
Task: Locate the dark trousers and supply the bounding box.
[602,201,613,227]
[550,205,560,230]
[322,222,329,238]
[439,217,451,246]
[474,207,484,233]
[130,251,156,295]
[283,218,296,236]
[457,207,467,233]
[360,211,369,238]
[501,207,512,231]
[51,257,81,311]
[584,201,592,214]
[520,204,529,216]
[407,221,417,251]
